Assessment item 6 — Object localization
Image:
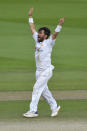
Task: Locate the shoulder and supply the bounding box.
[33,32,38,38]
[32,32,38,42]
[47,35,56,47]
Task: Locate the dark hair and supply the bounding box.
[38,27,51,39]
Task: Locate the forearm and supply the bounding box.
[52,25,62,40]
[28,8,36,34]
[52,17,64,40]
[29,17,36,34]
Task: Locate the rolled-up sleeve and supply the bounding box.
[32,32,38,42]
[48,35,56,47]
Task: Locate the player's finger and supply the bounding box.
[31,8,34,12]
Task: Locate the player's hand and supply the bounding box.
[59,17,65,25]
[28,8,34,17]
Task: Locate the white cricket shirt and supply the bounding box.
[33,32,56,71]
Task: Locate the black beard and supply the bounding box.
[38,37,44,42]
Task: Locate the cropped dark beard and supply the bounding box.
[38,37,44,42]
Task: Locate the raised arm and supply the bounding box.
[52,17,65,40]
[28,8,36,34]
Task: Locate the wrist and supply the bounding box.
[28,18,34,23]
[29,15,32,18]
[59,23,62,26]
[55,25,62,32]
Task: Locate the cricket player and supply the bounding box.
[23,8,64,117]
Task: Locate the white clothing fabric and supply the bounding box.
[29,32,57,112]
[30,66,57,112]
[33,32,56,71]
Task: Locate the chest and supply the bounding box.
[35,42,49,53]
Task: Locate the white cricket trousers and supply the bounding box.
[30,66,57,112]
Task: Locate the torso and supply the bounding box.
[35,40,52,71]
[32,32,56,71]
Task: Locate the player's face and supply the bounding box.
[38,30,47,42]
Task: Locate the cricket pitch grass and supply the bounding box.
[0,120,87,131]
[0,99,87,131]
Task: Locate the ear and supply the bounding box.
[45,35,48,39]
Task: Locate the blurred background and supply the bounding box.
[0,0,87,91]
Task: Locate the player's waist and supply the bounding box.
[36,65,54,71]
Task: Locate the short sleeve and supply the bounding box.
[32,32,38,42]
[48,35,56,47]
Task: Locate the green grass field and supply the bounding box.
[0,0,87,91]
[0,100,87,120]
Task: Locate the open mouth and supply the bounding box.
[38,36,40,39]
[38,37,43,42]
[38,37,41,41]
